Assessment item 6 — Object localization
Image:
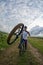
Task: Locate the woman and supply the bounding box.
[18,26,30,51]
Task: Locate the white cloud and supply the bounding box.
[0,0,43,33]
[28,14,43,31]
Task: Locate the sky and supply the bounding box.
[0,0,43,33]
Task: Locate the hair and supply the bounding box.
[24,26,27,28]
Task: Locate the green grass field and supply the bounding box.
[28,37,43,55]
[0,32,9,49]
[0,32,43,65]
[0,31,43,55]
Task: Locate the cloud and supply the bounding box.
[30,25,43,37]
[0,0,43,33]
[0,24,8,32]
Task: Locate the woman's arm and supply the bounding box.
[26,31,30,36]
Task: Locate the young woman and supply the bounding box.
[18,26,30,51]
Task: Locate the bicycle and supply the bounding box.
[7,23,26,56]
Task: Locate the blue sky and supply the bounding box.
[0,0,43,33]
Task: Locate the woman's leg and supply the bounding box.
[25,40,27,50]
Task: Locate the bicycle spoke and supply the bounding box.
[7,23,24,45]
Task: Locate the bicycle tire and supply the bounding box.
[7,23,24,45]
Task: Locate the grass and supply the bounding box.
[28,37,43,55]
[0,32,43,65]
[0,31,43,54]
[16,50,40,65]
[0,32,9,49]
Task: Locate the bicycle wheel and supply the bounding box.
[7,23,24,45]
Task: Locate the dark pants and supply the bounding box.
[18,39,27,50]
[23,39,27,50]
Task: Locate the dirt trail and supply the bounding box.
[0,42,43,65]
[28,43,43,65]
[0,43,19,65]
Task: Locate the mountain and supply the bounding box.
[30,26,43,37]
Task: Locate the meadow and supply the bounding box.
[28,37,43,55]
[0,32,43,65]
